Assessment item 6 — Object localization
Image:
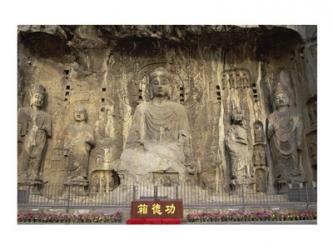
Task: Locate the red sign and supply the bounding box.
[130,199,183,219]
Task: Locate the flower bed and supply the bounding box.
[186,210,317,223]
[18,211,122,224]
[126,218,181,224]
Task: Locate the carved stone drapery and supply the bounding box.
[267,83,305,190]
[225,106,253,190]
[63,106,95,189]
[117,67,194,184]
[18,84,52,187]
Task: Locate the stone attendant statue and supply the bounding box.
[118,67,194,183]
[18,84,52,185]
[225,106,252,189]
[254,120,264,143]
[64,106,95,185]
[267,83,304,190]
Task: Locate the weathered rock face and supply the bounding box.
[17,25,317,193]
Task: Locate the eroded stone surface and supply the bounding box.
[17,25,317,194]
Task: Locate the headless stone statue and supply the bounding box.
[93,104,121,192]
[225,106,252,189]
[118,67,194,183]
[267,82,304,190]
[18,84,52,185]
[63,106,95,186]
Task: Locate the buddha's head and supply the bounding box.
[105,105,114,117]
[148,67,172,99]
[30,84,46,108]
[74,106,87,122]
[231,105,244,125]
[254,121,263,132]
[274,83,290,109]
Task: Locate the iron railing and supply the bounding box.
[18,183,317,211]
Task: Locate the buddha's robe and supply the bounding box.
[64,123,95,181]
[119,100,192,182]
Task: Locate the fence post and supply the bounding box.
[66,185,70,213]
[154,185,158,199]
[132,185,136,201]
[27,184,31,204]
[241,184,245,212]
[305,184,310,210]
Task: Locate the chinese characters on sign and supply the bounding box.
[137,204,148,215]
[151,203,163,215]
[131,200,183,218]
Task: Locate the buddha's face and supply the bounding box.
[232,111,244,124]
[31,92,44,108]
[74,108,87,122]
[274,92,290,108]
[150,71,170,98]
[255,123,262,133]
[106,106,114,117]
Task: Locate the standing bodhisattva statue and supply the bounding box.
[64,106,95,185]
[225,106,252,190]
[267,82,304,191]
[18,84,52,185]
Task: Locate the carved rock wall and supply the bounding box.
[17,25,317,192]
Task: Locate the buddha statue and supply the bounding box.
[118,67,194,183]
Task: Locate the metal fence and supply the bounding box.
[18,183,317,211]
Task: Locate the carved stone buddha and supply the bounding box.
[117,67,194,184]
